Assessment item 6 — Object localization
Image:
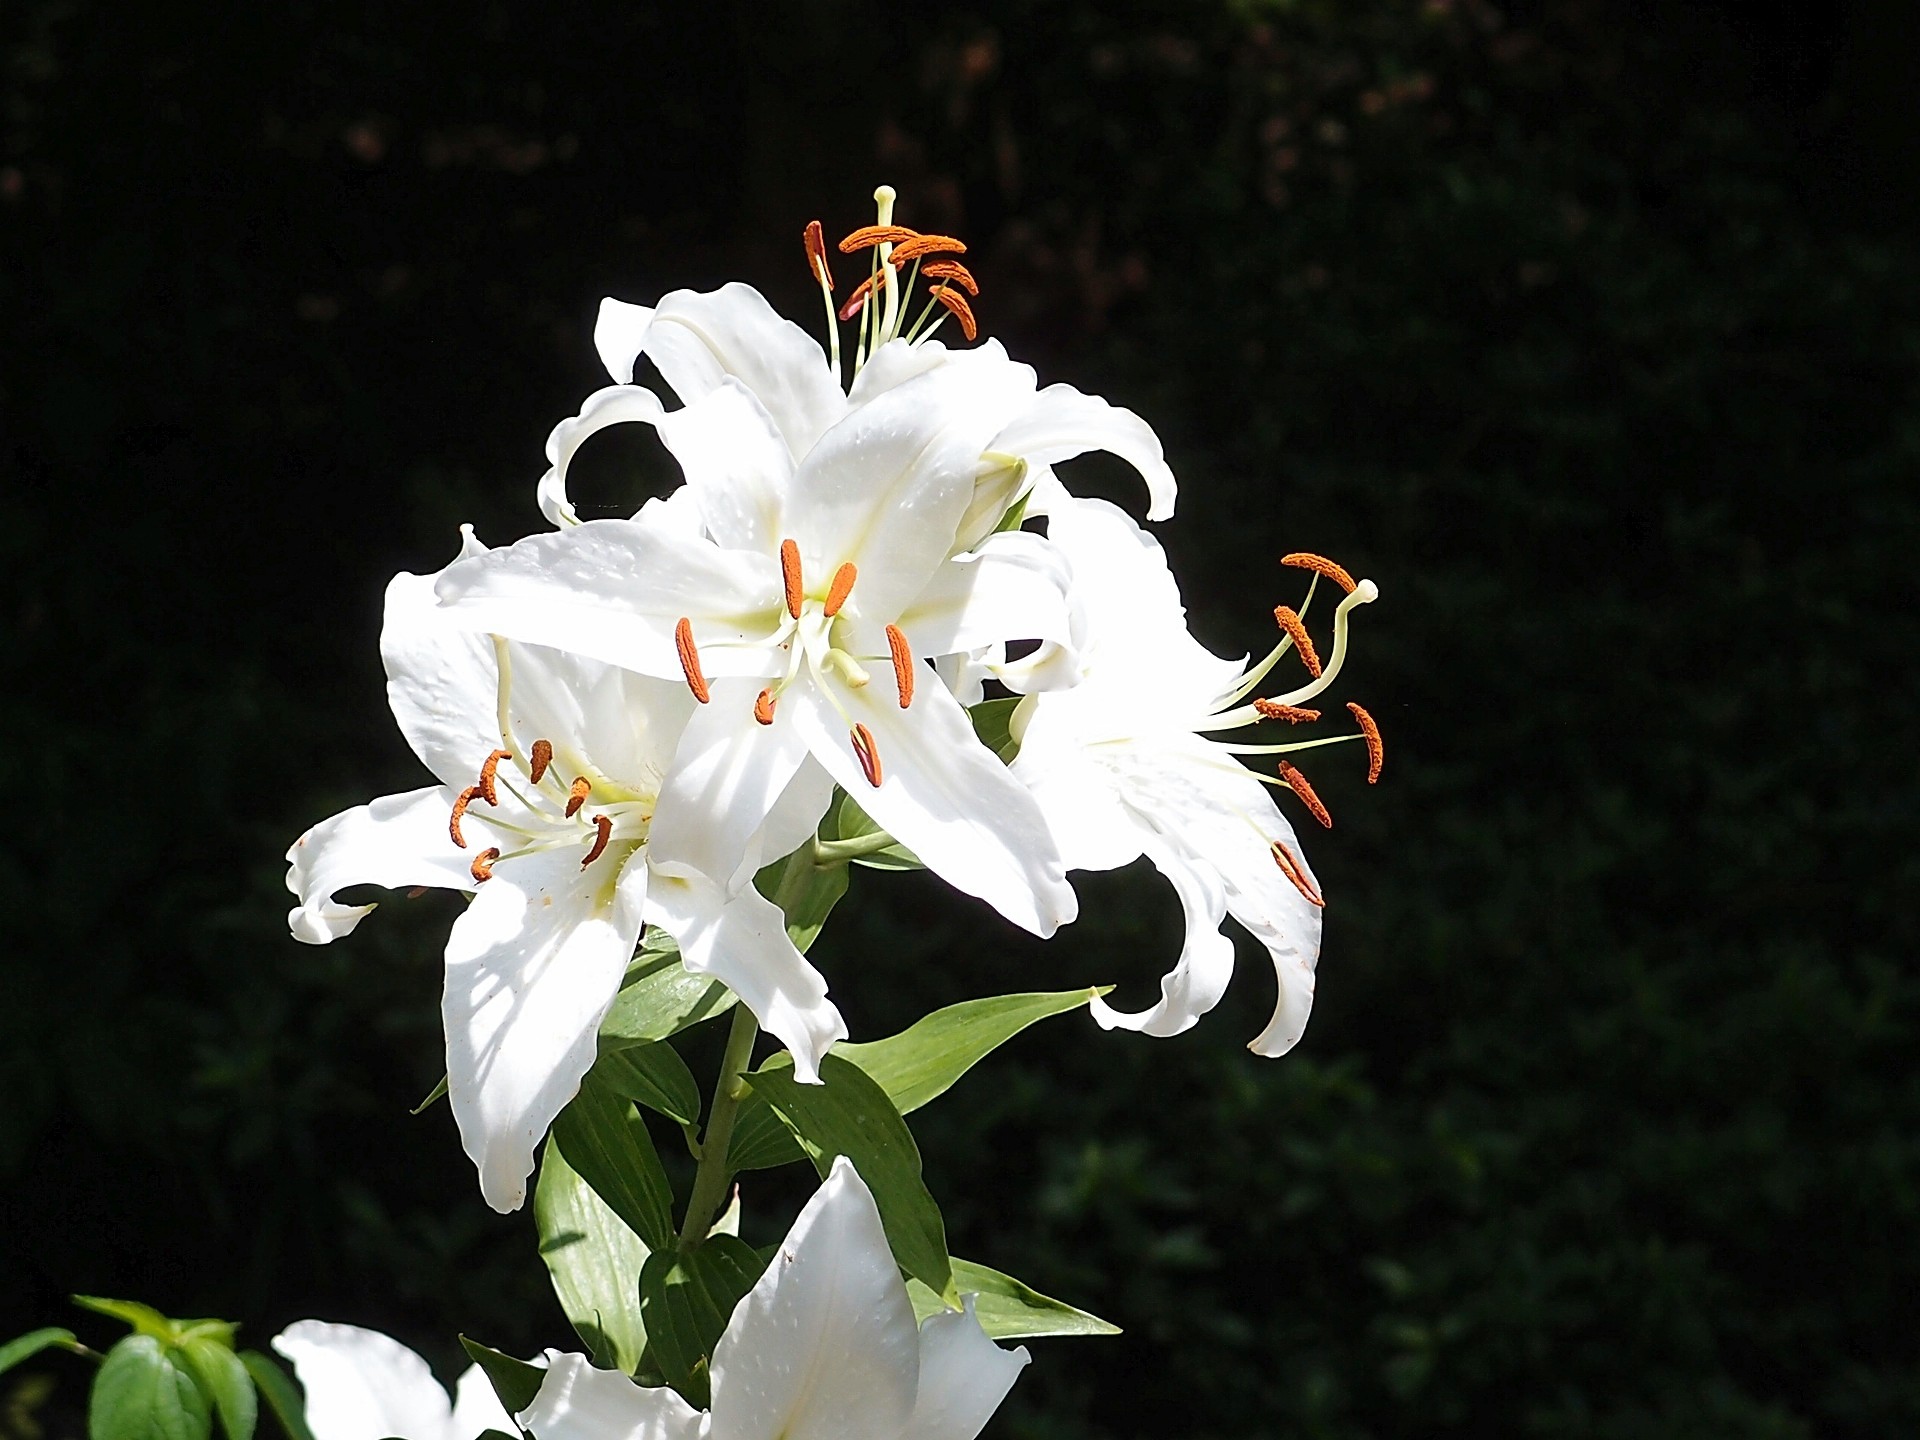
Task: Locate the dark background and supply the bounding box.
[4,1,1916,1436]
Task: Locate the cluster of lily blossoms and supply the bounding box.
[281,187,1382,1437]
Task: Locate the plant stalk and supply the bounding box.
[677,1003,760,1252]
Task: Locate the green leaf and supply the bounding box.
[237,1352,314,1440]
[456,1338,546,1416]
[535,1134,651,1373]
[756,849,850,951]
[551,1072,676,1253]
[968,696,1023,762]
[826,795,922,871]
[593,1043,701,1128]
[411,1074,449,1114]
[599,931,737,1049]
[73,1296,175,1341]
[638,1236,765,1409]
[745,1053,955,1307]
[724,1097,808,1172]
[90,1335,211,1440]
[179,1339,257,1440]
[0,1327,79,1376]
[836,988,1108,1115]
[907,1259,1121,1339]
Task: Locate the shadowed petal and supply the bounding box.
[271,1321,456,1440]
[908,1298,1030,1440]
[520,1353,705,1440]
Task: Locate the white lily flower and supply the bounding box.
[271,1320,511,1440]
[287,530,845,1212]
[520,1156,1029,1440]
[1007,498,1383,1054]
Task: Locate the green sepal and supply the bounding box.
[836,987,1110,1115]
[594,1043,702,1129]
[744,1053,956,1308]
[968,697,1022,763]
[907,1259,1121,1339]
[411,1074,449,1114]
[638,1236,764,1409]
[0,1327,79,1376]
[992,487,1032,535]
[457,1337,545,1417]
[551,1071,677,1254]
[535,1134,651,1374]
[72,1296,175,1341]
[178,1338,258,1440]
[599,931,737,1050]
[89,1334,211,1440]
[238,1352,314,1440]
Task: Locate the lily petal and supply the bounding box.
[450,1366,518,1440]
[380,565,507,790]
[990,383,1177,521]
[1088,835,1237,1040]
[655,377,793,556]
[708,1157,919,1440]
[908,1298,1031,1440]
[270,1321,459,1440]
[286,786,477,944]
[520,1353,705,1440]
[893,530,1074,663]
[594,297,657,386]
[538,383,669,529]
[443,848,646,1212]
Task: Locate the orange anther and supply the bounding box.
[1281,552,1358,594]
[919,259,979,295]
[837,272,884,322]
[885,623,914,708]
[674,616,711,704]
[837,224,919,253]
[803,219,834,290]
[754,688,777,726]
[1347,701,1384,784]
[1278,761,1333,829]
[929,284,978,341]
[1253,700,1321,723]
[823,563,857,617]
[887,233,967,264]
[780,538,804,619]
[470,847,501,883]
[1271,606,1323,678]
[477,748,511,805]
[1269,838,1325,908]
[851,723,883,786]
[449,785,484,849]
[529,739,553,785]
[582,814,613,868]
[565,776,591,818]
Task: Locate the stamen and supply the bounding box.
[838,272,884,321]
[838,224,919,253]
[477,748,511,805]
[1271,605,1323,678]
[778,537,805,619]
[919,259,979,295]
[529,739,553,784]
[929,284,978,341]
[1281,552,1358,595]
[885,623,914,708]
[888,233,967,264]
[1254,700,1321,723]
[1269,839,1325,908]
[449,785,484,849]
[1266,580,1380,708]
[851,723,883,786]
[823,563,857,617]
[754,688,777,725]
[582,814,613,868]
[803,220,834,290]
[674,616,711,703]
[565,776,591,818]
[470,847,501,884]
[1278,761,1333,829]
[1347,702,1384,783]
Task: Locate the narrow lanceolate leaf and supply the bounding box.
[535,1135,651,1373]
[593,1042,702,1128]
[906,1259,1121,1340]
[599,931,737,1049]
[411,1073,449,1114]
[90,1335,212,1440]
[756,848,851,952]
[73,1296,176,1341]
[638,1237,765,1409]
[178,1339,258,1440]
[0,1327,78,1377]
[836,988,1109,1115]
[724,1096,808,1172]
[237,1352,315,1440]
[457,1338,546,1416]
[551,1073,677,1253]
[745,1053,956,1307]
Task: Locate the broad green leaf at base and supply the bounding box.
[639,1237,764,1409]
[90,1335,212,1440]
[535,1135,651,1373]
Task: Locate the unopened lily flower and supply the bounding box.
[436,189,1176,940]
[1008,497,1383,1054]
[286,530,844,1212]
[271,1320,511,1440]
[521,1157,1029,1440]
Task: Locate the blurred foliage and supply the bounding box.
[3,2,1915,1438]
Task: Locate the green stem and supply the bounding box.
[812,829,901,865]
[677,1004,760,1252]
